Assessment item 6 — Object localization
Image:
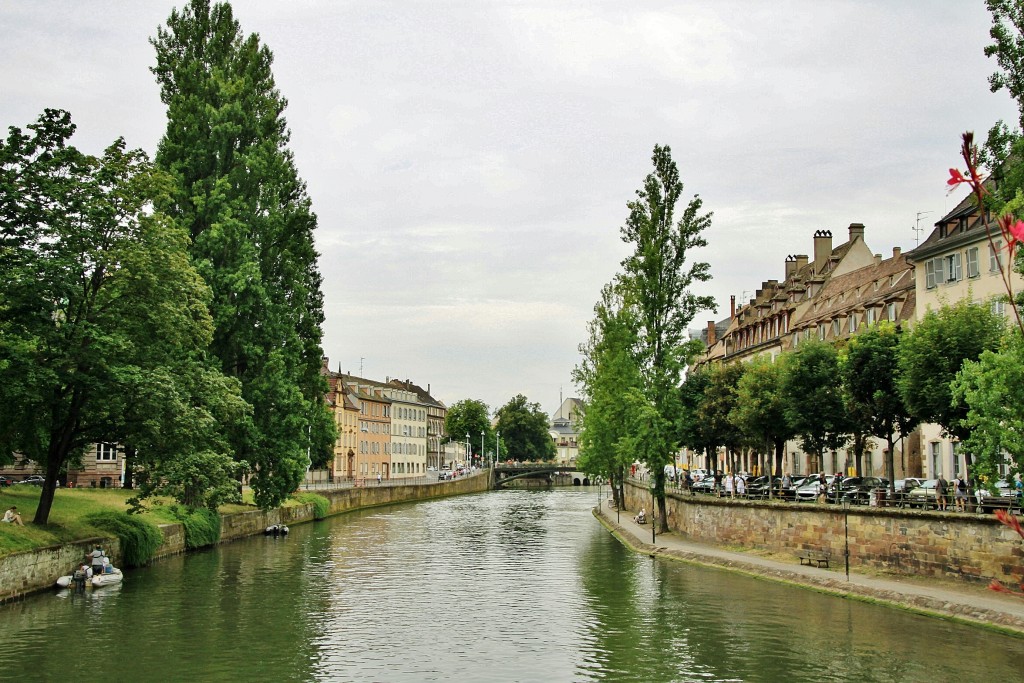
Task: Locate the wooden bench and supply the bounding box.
[796,549,831,568]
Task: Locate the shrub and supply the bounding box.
[177,507,221,549]
[84,511,164,568]
[295,493,330,520]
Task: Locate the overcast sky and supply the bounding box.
[2,1,1018,417]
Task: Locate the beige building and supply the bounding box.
[383,380,428,480]
[389,379,447,471]
[549,397,582,468]
[904,192,1023,480]
[692,223,915,478]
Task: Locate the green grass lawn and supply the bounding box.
[0,485,263,558]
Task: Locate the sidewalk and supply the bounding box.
[594,504,1024,637]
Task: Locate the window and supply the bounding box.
[96,443,117,461]
[832,319,841,337]
[848,314,856,333]
[865,308,876,326]
[926,257,946,289]
[929,442,941,477]
[991,240,1004,272]
[966,247,979,278]
[945,252,962,282]
[887,302,897,321]
[991,297,1008,318]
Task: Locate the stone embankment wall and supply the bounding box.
[3,471,491,599]
[624,481,1024,588]
[0,537,120,602]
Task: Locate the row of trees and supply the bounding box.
[444,395,556,463]
[575,3,1024,529]
[679,302,1011,495]
[0,0,334,524]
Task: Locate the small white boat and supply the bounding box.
[56,566,123,588]
[91,568,123,587]
[264,524,289,536]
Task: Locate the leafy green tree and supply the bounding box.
[495,395,555,462]
[841,322,917,494]
[677,368,716,472]
[730,357,793,483]
[781,340,850,473]
[0,110,238,522]
[897,300,1006,474]
[151,0,334,508]
[701,363,746,475]
[954,333,1024,486]
[983,0,1024,197]
[444,399,492,461]
[618,144,715,530]
[573,282,642,508]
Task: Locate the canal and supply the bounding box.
[2,488,1023,682]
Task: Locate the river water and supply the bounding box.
[2,488,1023,682]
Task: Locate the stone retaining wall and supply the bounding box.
[0,537,120,602]
[3,471,492,600]
[624,480,1024,588]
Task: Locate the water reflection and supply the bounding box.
[0,489,1022,682]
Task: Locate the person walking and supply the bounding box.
[955,474,968,512]
[735,474,746,498]
[725,472,735,498]
[714,470,723,497]
[935,473,948,511]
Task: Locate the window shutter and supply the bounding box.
[953,252,963,281]
[926,259,935,289]
[933,257,945,285]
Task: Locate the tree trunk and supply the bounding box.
[123,445,136,490]
[654,469,669,533]
[886,434,897,499]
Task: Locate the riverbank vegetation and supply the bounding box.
[0,0,334,525]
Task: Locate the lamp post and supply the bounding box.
[480,430,484,469]
[495,431,500,467]
[842,495,851,582]
[465,433,469,468]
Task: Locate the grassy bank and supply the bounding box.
[0,486,260,558]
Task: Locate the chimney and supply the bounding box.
[730,295,736,319]
[813,230,833,273]
[707,321,717,346]
[794,254,809,271]
[785,255,797,279]
[874,253,882,265]
[321,356,330,371]
[892,246,901,259]
[848,223,865,243]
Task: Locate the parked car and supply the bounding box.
[906,479,939,509]
[689,468,709,482]
[15,475,45,486]
[746,476,784,499]
[975,480,1016,513]
[836,477,888,505]
[691,477,717,495]
[892,478,924,507]
[0,476,12,487]
[795,475,832,502]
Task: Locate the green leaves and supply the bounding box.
[152,0,333,509]
[495,395,556,462]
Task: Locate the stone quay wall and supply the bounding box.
[0,536,120,602]
[624,480,1024,588]
[3,471,492,599]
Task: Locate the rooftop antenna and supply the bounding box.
[913,211,932,247]
[359,357,364,376]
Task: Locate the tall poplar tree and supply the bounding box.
[619,145,715,531]
[151,0,334,508]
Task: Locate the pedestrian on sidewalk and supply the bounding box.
[725,472,735,498]
[936,474,948,511]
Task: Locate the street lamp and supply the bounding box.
[495,431,500,467]
[842,496,851,582]
[465,433,469,468]
[480,430,484,469]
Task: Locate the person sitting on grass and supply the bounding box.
[2,506,23,525]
